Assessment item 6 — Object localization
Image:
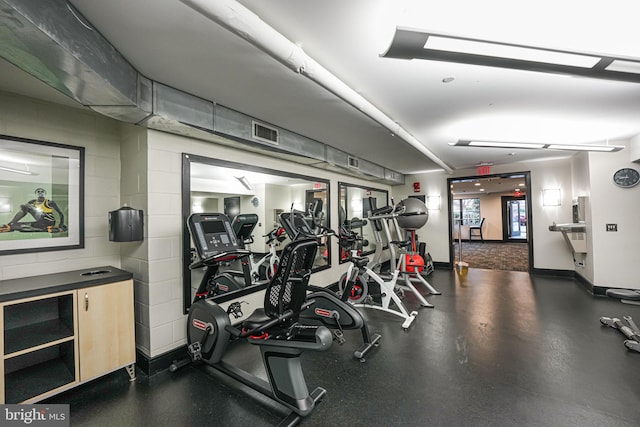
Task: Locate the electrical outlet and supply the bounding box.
[606,224,617,232]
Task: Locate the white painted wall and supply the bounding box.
[0,92,122,280]
[143,129,392,357]
[588,140,640,289]
[396,157,577,270]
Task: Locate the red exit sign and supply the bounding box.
[478,165,491,175]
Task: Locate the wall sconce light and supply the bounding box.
[543,188,561,206]
[427,195,441,211]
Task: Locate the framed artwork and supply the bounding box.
[0,135,84,255]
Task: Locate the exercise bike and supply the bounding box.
[171,213,332,425]
[231,214,285,282]
[279,209,382,362]
[337,205,433,329]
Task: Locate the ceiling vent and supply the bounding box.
[347,156,359,169]
[252,121,279,145]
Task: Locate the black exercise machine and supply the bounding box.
[194,213,266,296]
[171,213,332,424]
[279,209,381,362]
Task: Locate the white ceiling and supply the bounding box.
[2,0,640,175]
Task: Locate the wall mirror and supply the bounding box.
[182,153,330,312]
[338,182,389,263]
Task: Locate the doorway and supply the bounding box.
[447,171,533,272]
[502,196,527,241]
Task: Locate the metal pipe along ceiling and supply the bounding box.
[180,0,454,174]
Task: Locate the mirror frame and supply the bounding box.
[337,181,389,264]
[182,153,331,313]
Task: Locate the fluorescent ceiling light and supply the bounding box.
[547,144,621,152]
[605,60,640,74]
[468,141,546,149]
[424,36,600,68]
[235,176,253,190]
[452,140,624,152]
[0,165,36,175]
[381,27,640,84]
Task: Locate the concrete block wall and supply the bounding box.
[0,92,122,280]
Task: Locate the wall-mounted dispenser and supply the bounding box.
[109,206,144,242]
[572,196,587,223]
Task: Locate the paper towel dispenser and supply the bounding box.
[109,206,144,242]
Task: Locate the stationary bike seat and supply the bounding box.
[352,256,369,268]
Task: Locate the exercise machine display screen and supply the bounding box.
[188,213,239,259]
[280,211,314,238]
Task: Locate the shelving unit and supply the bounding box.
[0,267,135,404]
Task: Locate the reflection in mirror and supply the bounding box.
[182,154,331,312]
[338,182,389,263]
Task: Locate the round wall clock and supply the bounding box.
[613,168,640,188]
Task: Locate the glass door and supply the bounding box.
[502,196,527,241]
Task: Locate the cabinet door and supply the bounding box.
[78,280,135,381]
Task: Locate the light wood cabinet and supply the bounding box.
[0,269,135,404]
[78,280,136,382]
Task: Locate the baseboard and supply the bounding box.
[433,261,450,269]
[136,347,187,376]
[530,267,575,278]
[573,271,599,295]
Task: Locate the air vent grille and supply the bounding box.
[252,121,279,145]
[347,156,359,169]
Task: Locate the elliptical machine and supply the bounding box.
[171,213,332,424]
[279,209,382,362]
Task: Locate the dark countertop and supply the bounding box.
[0,266,133,302]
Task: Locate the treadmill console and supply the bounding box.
[188,213,239,259]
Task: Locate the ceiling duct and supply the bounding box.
[0,0,151,122]
[252,121,279,145]
[0,0,405,185]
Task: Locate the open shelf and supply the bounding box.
[4,319,74,355]
[4,341,76,403]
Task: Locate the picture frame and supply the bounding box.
[0,135,84,255]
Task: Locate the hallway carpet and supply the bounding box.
[46,269,640,426]
[454,241,529,271]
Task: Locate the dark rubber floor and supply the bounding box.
[46,268,640,426]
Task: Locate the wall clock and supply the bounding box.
[613,168,640,188]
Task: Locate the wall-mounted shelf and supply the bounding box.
[549,223,587,254]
